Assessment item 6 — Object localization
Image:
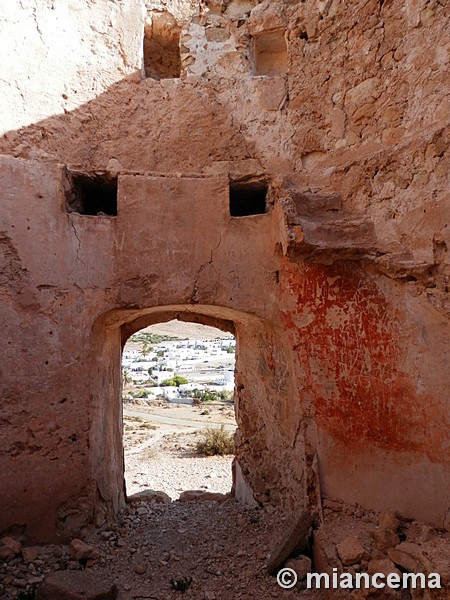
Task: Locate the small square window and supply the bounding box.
[252,29,288,76]
[64,170,117,216]
[229,180,268,217]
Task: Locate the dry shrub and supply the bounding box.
[141,447,159,460]
[195,426,234,456]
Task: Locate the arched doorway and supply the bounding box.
[90,303,300,522]
[122,318,237,501]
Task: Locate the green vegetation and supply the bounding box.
[130,389,151,398]
[122,367,132,386]
[195,426,234,456]
[141,341,152,357]
[190,389,230,402]
[130,331,182,344]
[161,374,189,387]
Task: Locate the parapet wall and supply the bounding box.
[0,0,449,541]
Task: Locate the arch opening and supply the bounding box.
[122,318,237,503]
[90,303,301,530]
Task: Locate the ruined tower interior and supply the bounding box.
[0,0,449,598]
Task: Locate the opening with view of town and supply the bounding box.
[122,320,237,502]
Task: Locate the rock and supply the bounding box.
[311,527,342,585]
[336,537,365,566]
[267,511,313,575]
[367,558,401,578]
[0,547,14,561]
[2,536,22,553]
[0,537,22,560]
[406,522,438,543]
[69,539,100,561]
[387,542,422,572]
[37,571,118,599]
[178,490,228,502]
[133,563,146,574]
[51,545,63,558]
[285,555,312,580]
[420,539,450,586]
[255,77,287,112]
[378,512,401,532]
[128,489,172,504]
[232,459,259,508]
[371,528,400,552]
[323,499,343,512]
[371,549,388,561]
[225,0,256,19]
[22,546,40,564]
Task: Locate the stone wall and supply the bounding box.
[0,0,448,541]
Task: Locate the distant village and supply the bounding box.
[122,334,236,404]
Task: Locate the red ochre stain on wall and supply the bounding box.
[280,259,446,462]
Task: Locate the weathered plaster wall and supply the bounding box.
[0,1,144,136]
[280,259,450,527]
[0,157,117,540]
[0,0,449,540]
[1,0,448,305]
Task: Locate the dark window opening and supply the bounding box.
[64,170,118,216]
[252,29,288,76]
[229,180,268,217]
[144,12,181,80]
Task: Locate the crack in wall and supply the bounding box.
[22,2,48,50]
[67,216,86,267]
[191,234,222,303]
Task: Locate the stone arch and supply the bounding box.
[88,303,302,531]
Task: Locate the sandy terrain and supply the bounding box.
[123,400,236,499]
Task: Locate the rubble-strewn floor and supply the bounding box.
[2,495,450,599]
[2,409,449,599]
[1,499,321,599]
[88,499,321,599]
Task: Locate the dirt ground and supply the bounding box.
[123,399,236,499]
[2,399,322,599]
[4,399,447,599]
[82,499,321,600]
[2,402,448,599]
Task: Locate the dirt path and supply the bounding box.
[123,407,237,431]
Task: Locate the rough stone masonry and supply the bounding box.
[0,0,449,542]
